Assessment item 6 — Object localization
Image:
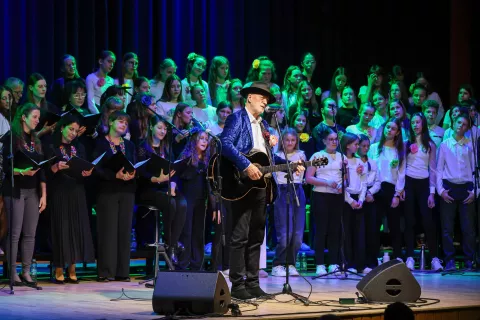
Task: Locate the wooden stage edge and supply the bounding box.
[0,271,479,320]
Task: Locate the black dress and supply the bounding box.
[47,143,95,267]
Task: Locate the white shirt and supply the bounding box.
[346,124,378,144]
[0,113,10,151]
[86,73,115,114]
[406,142,437,194]
[246,109,267,155]
[443,126,479,141]
[205,121,224,136]
[155,101,178,122]
[150,79,165,102]
[309,150,343,194]
[345,157,367,204]
[192,105,217,125]
[181,79,212,107]
[360,157,381,195]
[429,125,445,149]
[436,137,476,195]
[274,150,306,184]
[369,113,387,129]
[368,143,406,192]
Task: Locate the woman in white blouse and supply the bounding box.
[404,113,443,271]
[368,117,406,261]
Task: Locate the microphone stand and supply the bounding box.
[312,110,363,280]
[270,112,310,306]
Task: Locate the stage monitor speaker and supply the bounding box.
[152,271,231,315]
[356,260,421,302]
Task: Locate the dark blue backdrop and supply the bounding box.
[0,0,469,104]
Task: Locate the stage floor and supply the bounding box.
[0,271,479,320]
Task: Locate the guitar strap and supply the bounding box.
[259,121,276,203]
[259,121,274,165]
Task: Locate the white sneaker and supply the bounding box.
[315,265,327,276]
[221,269,229,277]
[431,257,444,271]
[328,264,341,275]
[271,266,286,277]
[347,268,357,273]
[406,257,415,270]
[288,265,300,276]
[362,267,372,274]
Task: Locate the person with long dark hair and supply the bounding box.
[86,50,116,114]
[47,114,95,283]
[115,52,139,107]
[177,129,211,270]
[156,74,183,122]
[126,92,156,146]
[150,58,177,102]
[136,115,187,264]
[182,53,211,106]
[26,73,60,141]
[403,112,442,271]
[3,104,47,285]
[368,117,406,261]
[321,67,347,106]
[92,111,136,282]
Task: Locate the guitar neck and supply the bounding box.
[259,160,314,174]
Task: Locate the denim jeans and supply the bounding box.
[273,184,306,266]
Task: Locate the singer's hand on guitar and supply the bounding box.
[245,163,262,180]
[294,160,305,176]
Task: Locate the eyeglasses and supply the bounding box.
[73,93,87,99]
[326,138,338,142]
[13,90,23,95]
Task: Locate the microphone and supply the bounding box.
[264,105,283,113]
[206,128,221,141]
[192,116,221,142]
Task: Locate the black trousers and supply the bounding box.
[363,200,379,268]
[312,192,343,265]
[440,192,476,262]
[343,195,366,270]
[178,195,207,270]
[376,182,402,259]
[404,176,438,257]
[96,192,135,278]
[229,189,267,291]
[136,190,187,247]
[211,200,233,271]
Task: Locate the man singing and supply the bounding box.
[220,82,303,300]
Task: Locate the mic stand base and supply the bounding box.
[312,268,364,281]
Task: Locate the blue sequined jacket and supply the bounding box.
[220,108,285,171]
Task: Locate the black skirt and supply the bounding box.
[49,181,95,267]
